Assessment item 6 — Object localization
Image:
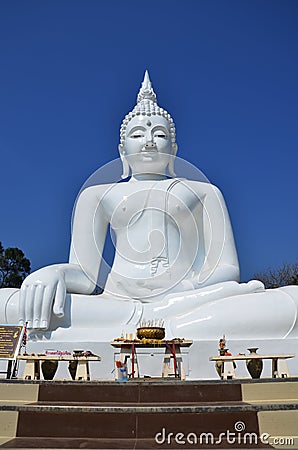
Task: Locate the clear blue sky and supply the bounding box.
[0,0,297,282]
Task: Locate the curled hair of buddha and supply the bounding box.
[119,70,176,148]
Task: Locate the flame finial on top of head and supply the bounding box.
[137,70,157,104]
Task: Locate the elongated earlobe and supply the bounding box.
[121,155,130,179]
[168,144,178,177]
[118,144,130,179]
[168,158,176,177]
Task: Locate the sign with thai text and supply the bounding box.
[0,325,24,359]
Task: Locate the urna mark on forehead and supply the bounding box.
[119,70,176,146]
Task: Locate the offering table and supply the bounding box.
[111,339,192,380]
[17,355,101,381]
[210,353,295,380]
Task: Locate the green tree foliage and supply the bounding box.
[0,242,31,288]
[254,261,298,289]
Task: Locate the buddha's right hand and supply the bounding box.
[19,267,66,330]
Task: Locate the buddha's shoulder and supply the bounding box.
[75,184,117,205]
[175,178,223,196]
[77,182,121,199]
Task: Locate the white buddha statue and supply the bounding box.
[1,71,298,344]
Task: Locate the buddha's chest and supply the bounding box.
[103,182,200,231]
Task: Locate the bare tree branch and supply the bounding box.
[254,260,298,288]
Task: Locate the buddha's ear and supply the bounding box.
[118,143,125,155]
[168,143,178,177]
[118,144,130,179]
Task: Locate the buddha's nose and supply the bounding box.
[145,141,156,149]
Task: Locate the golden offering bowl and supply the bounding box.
[137,327,165,340]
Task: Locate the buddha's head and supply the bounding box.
[119,71,178,179]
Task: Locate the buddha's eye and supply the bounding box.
[130,133,144,139]
[154,132,167,138]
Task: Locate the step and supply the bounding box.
[0,407,274,448]
[0,379,297,449]
[1,378,298,404]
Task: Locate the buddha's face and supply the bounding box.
[120,115,177,177]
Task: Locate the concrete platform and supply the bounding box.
[0,378,297,449]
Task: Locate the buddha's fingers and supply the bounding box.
[53,280,66,318]
[40,284,56,329]
[33,284,46,328]
[19,285,27,326]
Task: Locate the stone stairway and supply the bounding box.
[0,379,297,449]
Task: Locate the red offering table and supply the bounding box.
[111,339,192,380]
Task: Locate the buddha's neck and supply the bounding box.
[130,173,168,181]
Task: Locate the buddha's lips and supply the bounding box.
[141,146,158,153]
